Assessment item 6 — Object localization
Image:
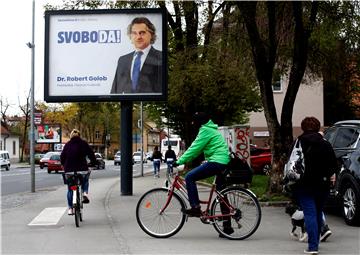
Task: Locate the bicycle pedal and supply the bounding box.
[200,216,214,224]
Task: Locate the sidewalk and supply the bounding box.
[1,169,359,254]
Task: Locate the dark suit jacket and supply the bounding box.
[111,46,162,94]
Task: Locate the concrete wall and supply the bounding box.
[1,135,20,163]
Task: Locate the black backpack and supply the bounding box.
[225,152,253,184]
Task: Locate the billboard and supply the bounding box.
[35,124,62,144]
[44,9,167,102]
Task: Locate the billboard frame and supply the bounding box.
[35,123,62,144]
[44,8,167,102]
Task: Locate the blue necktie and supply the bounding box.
[132,51,143,92]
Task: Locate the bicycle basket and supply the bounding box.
[225,153,253,184]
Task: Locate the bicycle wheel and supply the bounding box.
[74,188,81,227]
[79,191,83,222]
[136,188,186,238]
[211,187,261,240]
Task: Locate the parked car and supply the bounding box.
[86,153,106,170]
[133,151,147,164]
[47,153,62,174]
[34,153,45,164]
[39,151,57,169]
[324,120,360,226]
[94,153,105,170]
[250,145,272,175]
[146,151,153,160]
[0,150,10,171]
[114,151,121,165]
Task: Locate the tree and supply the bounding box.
[157,1,262,147]
[237,1,320,193]
[0,98,11,128]
[18,94,31,162]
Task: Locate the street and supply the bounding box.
[1,169,359,255]
[0,160,155,196]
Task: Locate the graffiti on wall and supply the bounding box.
[234,126,250,161]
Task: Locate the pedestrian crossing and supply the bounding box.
[28,207,67,226]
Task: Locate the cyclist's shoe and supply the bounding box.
[82,195,90,204]
[68,208,74,215]
[219,227,234,238]
[182,207,202,217]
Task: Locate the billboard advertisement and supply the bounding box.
[44,9,167,102]
[35,124,62,144]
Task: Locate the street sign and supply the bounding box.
[34,112,42,125]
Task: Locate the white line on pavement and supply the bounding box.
[28,207,67,226]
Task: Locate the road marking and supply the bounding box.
[28,207,67,226]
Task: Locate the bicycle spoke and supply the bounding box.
[136,188,186,238]
[211,187,261,240]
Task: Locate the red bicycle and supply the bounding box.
[136,168,261,240]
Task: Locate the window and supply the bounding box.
[0,141,2,150]
[13,141,16,155]
[333,128,359,149]
[272,80,282,92]
[324,127,337,145]
[95,130,100,140]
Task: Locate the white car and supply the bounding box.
[0,150,10,171]
[114,151,121,165]
[39,151,57,169]
[133,151,147,164]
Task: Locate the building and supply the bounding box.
[0,122,20,163]
[249,75,323,146]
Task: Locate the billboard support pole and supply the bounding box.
[120,101,133,195]
[140,102,144,177]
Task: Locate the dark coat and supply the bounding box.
[151,150,163,161]
[110,46,162,94]
[294,131,339,191]
[164,149,177,162]
[61,136,96,172]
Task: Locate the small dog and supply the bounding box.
[285,203,308,242]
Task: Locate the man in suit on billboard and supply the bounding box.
[110,17,162,94]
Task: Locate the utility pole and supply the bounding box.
[28,0,36,192]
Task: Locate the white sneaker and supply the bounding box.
[68,208,74,215]
[304,249,318,254]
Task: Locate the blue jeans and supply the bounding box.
[167,161,174,175]
[294,188,329,251]
[153,160,160,175]
[185,162,227,208]
[66,173,90,208]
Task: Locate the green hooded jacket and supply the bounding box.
[176,120,230,165]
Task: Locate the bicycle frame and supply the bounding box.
[161,171,236,220]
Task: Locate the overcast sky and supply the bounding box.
[1,0,62,116]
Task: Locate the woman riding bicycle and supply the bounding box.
[173,112,230,219]
[164,145,177,176]
[61,129,97,215]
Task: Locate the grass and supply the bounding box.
[199,174,289,202]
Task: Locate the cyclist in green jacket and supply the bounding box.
[174,112,230,219]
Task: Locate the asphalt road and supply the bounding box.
[0,160,155,196]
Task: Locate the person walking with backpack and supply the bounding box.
[292,117,338,254]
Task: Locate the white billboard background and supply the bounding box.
[48,13,163,96]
